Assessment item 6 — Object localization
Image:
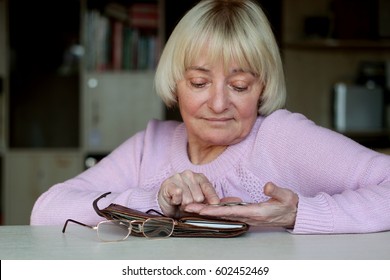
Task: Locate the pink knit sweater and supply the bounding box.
[31,109,390,234]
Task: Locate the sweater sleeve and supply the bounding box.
[257,110,390,234]
[30,120,176,225]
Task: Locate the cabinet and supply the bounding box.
[1,0,166,224]
[8,0,81,149]
[4,151,82,225]
[0,0,6,225]
[1,0,82,225]
[82,72,163,153]
[282,0,390,130]
[0,0,6,152]
[81,0,165,153]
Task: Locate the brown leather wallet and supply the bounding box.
[93,192,250,238]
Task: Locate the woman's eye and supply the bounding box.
[190,82,207,88]
[231,85,248,92]
[234,86,247,92]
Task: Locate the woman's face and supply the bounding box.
[177,57,263,149]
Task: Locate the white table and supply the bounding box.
[1,225,390,260]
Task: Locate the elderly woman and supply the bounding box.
[31,0,390,234]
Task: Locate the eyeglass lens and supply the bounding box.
[96,218,175,241]
[97,220,131,242]
[142,218,175,238]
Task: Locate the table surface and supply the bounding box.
[1,225,390,260]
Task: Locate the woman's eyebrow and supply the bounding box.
[186,66,210,72]
[232,68,257,77]
[186,66,258,77]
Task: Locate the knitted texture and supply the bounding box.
[31,109,390,234]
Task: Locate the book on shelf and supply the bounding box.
[129,2,159,29]
[111,20,123,71]
[104,2,128,22]
[122,27,136,70]
[84,1,160,72]
[84,10,111,71]
[104,2,159,29]
[122,29,160,71]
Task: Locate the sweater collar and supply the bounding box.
[169,116,264,180]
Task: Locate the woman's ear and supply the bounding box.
[257,84,265,113]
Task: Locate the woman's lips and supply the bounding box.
[203,117,234,123]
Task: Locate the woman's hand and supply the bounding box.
[158,170,220,217]
[185,182,299,228]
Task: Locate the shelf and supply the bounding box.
[83,69,156,75]
[337,130,390,149]
[283,39,390,51]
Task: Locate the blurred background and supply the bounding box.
[0,0,389,225]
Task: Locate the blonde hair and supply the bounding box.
[154,0,286,116]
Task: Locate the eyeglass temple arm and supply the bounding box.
[62,219,94,233]
[146,209,166,216]
[93,191,112,217]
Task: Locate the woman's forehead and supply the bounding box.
[185,46,252,70]
[186,58,256,80]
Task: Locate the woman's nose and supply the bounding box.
[207,84,229,113]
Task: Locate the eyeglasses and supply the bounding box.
[62,217,176,242]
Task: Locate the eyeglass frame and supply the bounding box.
[62,216,177,241]
[62,218,131,241]
[61,192,177,241]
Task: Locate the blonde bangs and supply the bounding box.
[183,23,264,81]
